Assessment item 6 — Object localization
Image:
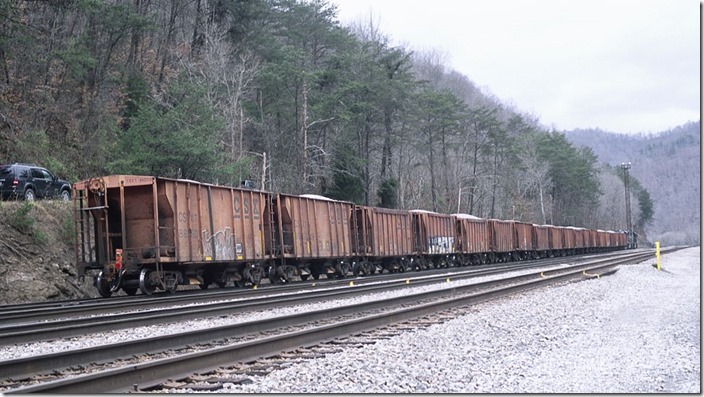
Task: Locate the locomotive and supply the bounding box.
[72,175,628,297]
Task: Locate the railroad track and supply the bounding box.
[0,254,600,344]
[0,249,644,326]
[154,308,475,392]
[0,254,592,322]
[1,249,669,394]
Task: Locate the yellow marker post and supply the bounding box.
[349,281,355,286]
[656,241,661,271]
[406,279,410,284]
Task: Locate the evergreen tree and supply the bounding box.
[377,178,398,208]
[108,79,228,182]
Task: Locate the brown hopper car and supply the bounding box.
[514,221,535,259]
[73,174,630,297]
[272,193,354,280]
[410,210,456,268]
[533,224,551,257]
[453,214,490,264]
[74,175,270,297]
[354,206,414,273]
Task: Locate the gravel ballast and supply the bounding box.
[0,263,572,360]
[217,247,700,393]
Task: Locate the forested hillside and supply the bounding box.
[565,123,700,246]
[0,0,689,240]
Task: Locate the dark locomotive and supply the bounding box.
[72,175,629,297]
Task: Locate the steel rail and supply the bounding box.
[0,249,649,324]
[1,251,657,388]
[0,250,657,345]
[6,252,651,394]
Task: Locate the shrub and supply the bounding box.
[8,201,35,234]
[7,201,48,245]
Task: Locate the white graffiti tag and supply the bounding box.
[202,228,236,260]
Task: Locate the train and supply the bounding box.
[72,175,629,297]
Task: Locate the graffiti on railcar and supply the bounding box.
[202,227,236,260]
[429,236,454,254]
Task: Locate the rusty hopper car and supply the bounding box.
[587,229,598,251]
[618,231,628,248]
[488,219,514,262]
[271,193,354,281]
[410,210,456,269]
[514,221,535,259]
[533,224,551,258]
[608,231,623,249]
[73,175,271,297]
[573,227,588,252]
[353,206,414,274]
[547,225,563,255]
[561,226,576,254]
[452,214,490,265]
[597,230,610,248]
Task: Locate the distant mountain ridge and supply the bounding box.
[564,121,700,245]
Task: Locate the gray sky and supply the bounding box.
[331,0,700,135]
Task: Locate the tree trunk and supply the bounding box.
[301,78,308,184]
[429,127,437,212]
[441,126,450,212]
[190,0,204,58]
[158,0,179,86]
[489,145,498,218]
[127,0,142,69]
[381,108,393,179]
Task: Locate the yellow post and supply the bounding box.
[656,241,661,271]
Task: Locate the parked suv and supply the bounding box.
[0,163,72,201]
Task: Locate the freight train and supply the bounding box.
[72,175,628,297]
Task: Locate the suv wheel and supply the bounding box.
[60,189,70,202]
[24,188,35,201]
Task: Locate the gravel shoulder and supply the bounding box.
[218,246,700,393]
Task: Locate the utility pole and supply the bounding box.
[621,162,633,248]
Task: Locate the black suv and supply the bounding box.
[0,163,72,201]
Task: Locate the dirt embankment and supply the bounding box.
[0,200,98,305]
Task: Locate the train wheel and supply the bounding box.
[300,274,310,281]
[139,268,156,296]
[234,277,246,288]
[268,265,283,284]
[123,287,138,296]
[96,271,112,298]
[339,263,350,278]
[311,268,320,280]
[352,263,361,277]
[251,266,264,286]
[216,281,227,288]
[199,271,213,289]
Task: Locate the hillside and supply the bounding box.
[0,201,98,304]
[0,0,629,231]
[564,121,700,245]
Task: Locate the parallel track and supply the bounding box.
[2,249,670,394]
[0,251,653,345]
[0,250,646,325]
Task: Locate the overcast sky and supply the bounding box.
[331,0,700,135]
